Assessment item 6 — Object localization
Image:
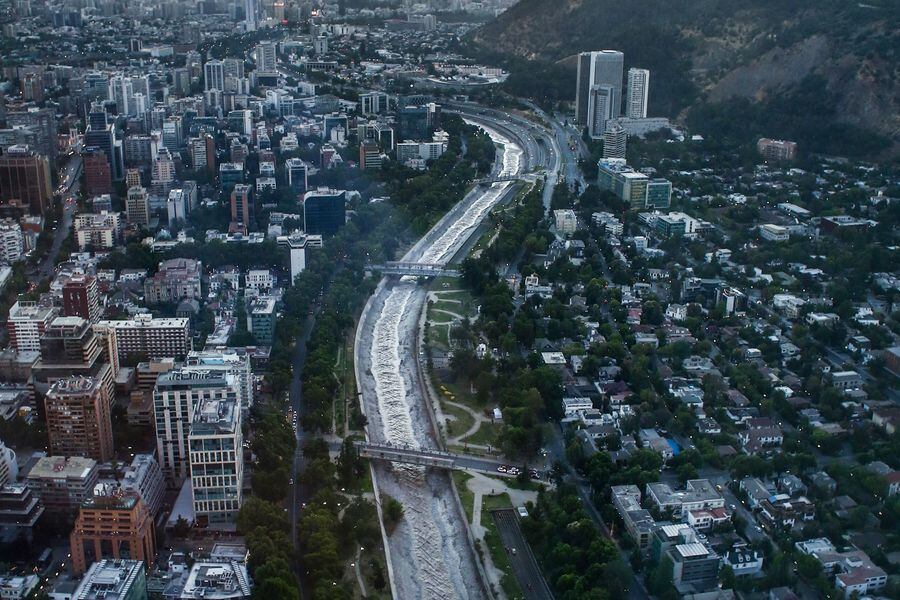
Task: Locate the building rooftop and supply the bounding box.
[28,456,97,480]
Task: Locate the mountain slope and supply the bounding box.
[468,0,899,156]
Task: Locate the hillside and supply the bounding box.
[468,0,899,157]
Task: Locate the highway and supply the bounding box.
[33,155,81,282]
[491,509,554,600]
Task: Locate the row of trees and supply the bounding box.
[521,485,632,600]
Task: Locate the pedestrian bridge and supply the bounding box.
[368,261,460,277]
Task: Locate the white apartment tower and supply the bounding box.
[626,68,650,119]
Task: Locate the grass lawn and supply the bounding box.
[462,421,499,446]
[427,323,450,349]
[452,471,475,522]
[427,311,455,324]
[440,400,475,440]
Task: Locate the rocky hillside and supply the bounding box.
[468,0,899,157]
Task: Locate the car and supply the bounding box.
[497,465,507,473]
[517,506,529,518]
[510,547,517,555]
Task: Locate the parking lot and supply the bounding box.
[490,508,554,600]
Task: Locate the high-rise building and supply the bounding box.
[69,485,156,575]
[602,120,627,159]
[84,104,122,181]
[153,369,238,482]
[256,42,277,73]
[63,275,102,323]
[189,134,216,173]
[189,396,243,524]
[151,147,176,197]
[0,145,53,215]
[588,85,615,140]
[185,350,254,413]
[0,441,17,488]
[626,68,650,119]
[285,158,307,193]
[7,300,58,352]
[244,0,258,31]
[26,456,98,522]
[218,162,244,191]
[230,184,252,230]
[576,50,624,129]
[5,107,58,159]
[45,373,114,462]
[125,168,142,189]
[247,297,276,345]
[204,61,225,92]
[81,146,113,196]
[0,218,24,263]
[126,186,150,227]
[359,139,382,170]
[360,92,388,115]
[302,188,346,236]
[282,233,307,286]
[119,454,165,517]
[70,559,147,599]
[74,211,121,249]
[33,317,113,400]
[96,314,191,364]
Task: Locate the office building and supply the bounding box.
[0,218,24,263]
[70,559,147,600]
[256,42,277,73]
[74,211,121,249]
[98,314,191,363]
[62,275,102,323]
[0,483,44,531]
[360,92,388,115]
[359,139,382,170]
[185,350,254,413]
[70,485,156,575]
[154,369,238,483]
[7,300,58,352]
[0,145,53,215]
[189,396,243,524]
[0,575,39,599]
[576,50,624,129]
[230,184,252,230]
[285,158,307,193]
[82,147,114,196]
[179,561,251,599]
[645,179,672,210]
[151,147,176,197]
[626,68,650,119]
[646,480,724,518]
[302,188,346,236]
[602,121,627,159]
[26,456,99,521]
[45,374,114,462]
[144,258,202,304]
[126,186,150,227]
[5,107,57,159]
[597,159,672,210]
[219,162,244,191]
[119,454,165,517]
[84,105,122,181]
[247,297,276,345]
[204,61,225,92]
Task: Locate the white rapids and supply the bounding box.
[361,121,523,599]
